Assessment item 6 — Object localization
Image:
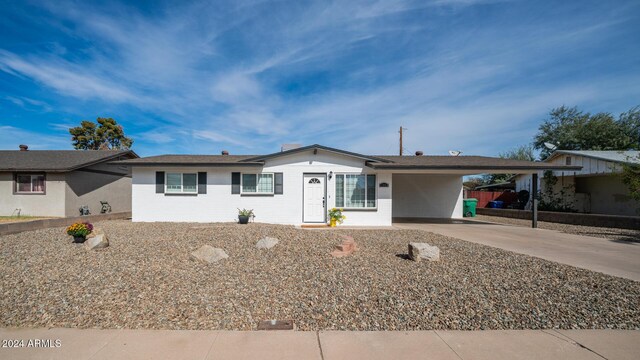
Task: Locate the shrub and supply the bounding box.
[237,208,254,217]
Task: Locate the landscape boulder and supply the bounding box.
[87,227,103,239]
[84,233,109,250]
[408,242,440,262]
[190,245,229,264]
[256,237,279,249]
[331,235,358,257]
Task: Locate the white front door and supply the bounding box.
[303,174,326,223]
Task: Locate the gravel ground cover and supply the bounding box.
[475,215,639,242]
[1,221,638,331]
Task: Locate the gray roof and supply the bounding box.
[115,154,263,166]
[0,150,138,172]
[115,145,581,172]
[368,155,581,170]
[550,150,640,164]
[241,144,392,163]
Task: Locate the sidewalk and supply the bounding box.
[1,328,638,360]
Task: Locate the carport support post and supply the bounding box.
[531,173,538,228]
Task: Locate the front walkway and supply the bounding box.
[1,328,638,360]
[394,220,640,281]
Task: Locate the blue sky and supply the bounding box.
[1,0,639,157]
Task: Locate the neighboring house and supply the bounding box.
[514,150,640,216]
[472,181,516,192]
[0,145,138,217]
[117,144,576,226]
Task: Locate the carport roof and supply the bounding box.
[368,155,582,171]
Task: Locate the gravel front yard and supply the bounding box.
[1,221,638,331]
[475,215,639,242]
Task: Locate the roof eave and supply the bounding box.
[367,164,583,171]
[548,150,640,165]
[112,162,264,167]
[65,150,139,171]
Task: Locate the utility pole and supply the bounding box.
[399,126,406,156]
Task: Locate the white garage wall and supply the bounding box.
[392,174,463,219]
[131,149,393,226]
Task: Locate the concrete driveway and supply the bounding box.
[394,220,640,281]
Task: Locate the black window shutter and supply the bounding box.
[231,172,241,194]
[274,173,283,194]
[155,171,165,193]
[198,172,207,194]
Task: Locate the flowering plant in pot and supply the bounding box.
[66,222,93,243]
[237,208,254,224]
[328,208,346,227]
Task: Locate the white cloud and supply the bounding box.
[0,0,637,155]
[3,96,52,112]
[191,130,245,146]
[0,125,70,150]
[0,51,138,103]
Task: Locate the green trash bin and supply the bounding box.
[463,198,478,217]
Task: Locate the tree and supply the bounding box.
[533,106,640,160]
[463,177,485,190]
[483,144,536,184]
[69,118,133,150]
[620,154,640,213]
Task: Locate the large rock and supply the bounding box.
[408,242,440,262]
[84,233,109,250]
[331,235,358,258]
[190,245,228,264]
[256,237,279,249]
[86,227,103,239]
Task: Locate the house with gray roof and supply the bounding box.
[514,150,640,216]
[116,144,577,226]
[0,145,138,217]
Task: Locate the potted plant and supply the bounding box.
[66,222,93,243]
[237,208,254,224]
[328,208,346,227]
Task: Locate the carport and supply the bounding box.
[367,156,582,228]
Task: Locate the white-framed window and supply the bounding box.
[241,173,274,194]
[335,174,376,209]
[15,173,46,194]
[166,173,197,193]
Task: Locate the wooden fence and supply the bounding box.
[465,191,518,208]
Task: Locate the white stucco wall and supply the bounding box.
[575,175,637,216]
[0,172,66,217]
[131,149,393,226]
[391,174,463,219]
